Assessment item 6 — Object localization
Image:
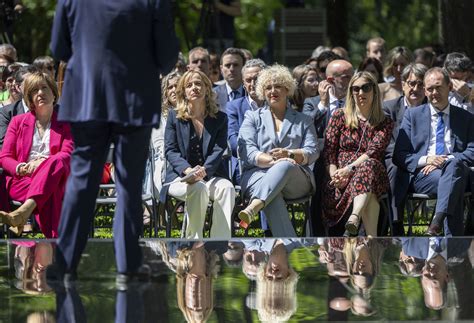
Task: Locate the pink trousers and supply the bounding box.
[6,155,70,238]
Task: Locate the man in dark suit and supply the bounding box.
[213,47,246,112]
[227,58,266,183]
[383,63,427,235]
[393,67,474,236]
[48,0,178,285]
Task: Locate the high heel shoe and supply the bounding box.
[345,213,361,236]
[238,207,258,229]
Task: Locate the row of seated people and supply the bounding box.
[156,54,473,238]
[0,51,472,239]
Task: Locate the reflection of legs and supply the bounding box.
[207,177,235,239]
[361,194,379,236]
[112,126,151,274]
[169,181,208,239]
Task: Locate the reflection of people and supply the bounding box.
[342,238,385,316]
[49,0,178,284]
[255,239,299,322]
[238,64,319,236]
[0,72,73,237]
[13,241,53,294]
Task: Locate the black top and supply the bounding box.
[187,122,205,168]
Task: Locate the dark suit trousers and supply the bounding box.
[410,158,469,236]
[56,122,151,274]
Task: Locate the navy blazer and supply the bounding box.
[163,109,229,185]
[227,96,252,157]
[393,104,474,174]
[213,83,245,112]
[0,100,26,149]
[50,0,179,126]
[302,95,332,139]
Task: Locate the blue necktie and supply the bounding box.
[336,99,344,109]
[230,90,239,101]
[435,112,445,155]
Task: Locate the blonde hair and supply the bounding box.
[256,64,296,101]
[22,72,59,111]
[383,46,414,77]
[255,263,299,322]
[175,70,218,121]
[343,238,385,295]
[344,71,385,129]
[161,71,182,117]
[175,247,220,323]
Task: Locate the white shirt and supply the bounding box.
[417,104,454,167]
[22,99,29,113]
[225,83,244,101]
[29,122,51,161]
[449,91,473,114]
[317,93,345,116]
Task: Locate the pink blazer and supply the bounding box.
[0,110,73,180]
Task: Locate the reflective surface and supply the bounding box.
[1,238,474,322]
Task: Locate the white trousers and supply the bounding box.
[168,177,235,239]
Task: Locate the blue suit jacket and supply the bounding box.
[393,104,474,174]
[50,0,179,126]
[163,109,229,185]
[238,105,319,193]
[227,97,251,157]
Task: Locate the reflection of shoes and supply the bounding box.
[345,214,361,236]
[238,208,257,229]
[116,264,151,291]
[46,263,77,290]
[426,223,443,236]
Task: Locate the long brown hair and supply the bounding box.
[344,71,385,129]
[175,70,218,121]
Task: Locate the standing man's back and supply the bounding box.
[48,0,179,288]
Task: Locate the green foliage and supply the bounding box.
[347,0,439,65]
[10,0,56,62]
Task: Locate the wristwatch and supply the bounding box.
[347,164,356,172]
[288,150,295,159]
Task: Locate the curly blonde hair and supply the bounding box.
[256,64,296,101]
[175,70,218,120]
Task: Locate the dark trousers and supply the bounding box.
[409,158,469,236]
[56,122,152,274]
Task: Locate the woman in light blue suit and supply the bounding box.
[238,64,319,237]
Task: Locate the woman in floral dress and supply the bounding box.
[322,71,393,236]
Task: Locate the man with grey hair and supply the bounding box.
[444,52,473,114]
[384,63,428,235]
[227,58,266,184]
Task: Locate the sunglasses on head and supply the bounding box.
[351,83,373,94]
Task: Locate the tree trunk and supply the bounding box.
[440,0,474,58]
[326,0,348,49]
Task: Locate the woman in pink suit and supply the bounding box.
[0,72,73,237]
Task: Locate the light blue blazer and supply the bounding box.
[237,104,320,193]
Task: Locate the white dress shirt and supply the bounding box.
[225,83,244,101]
[449,91,473,114]
[417,104,454,167]
[317,93,345,116]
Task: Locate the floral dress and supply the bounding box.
[321,109,394,227]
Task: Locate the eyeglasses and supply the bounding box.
[405,80,424,89]
[351,83,373,94]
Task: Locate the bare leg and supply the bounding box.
[1,198,37,235]
[346,193,371,235]
[360,193,379,237]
